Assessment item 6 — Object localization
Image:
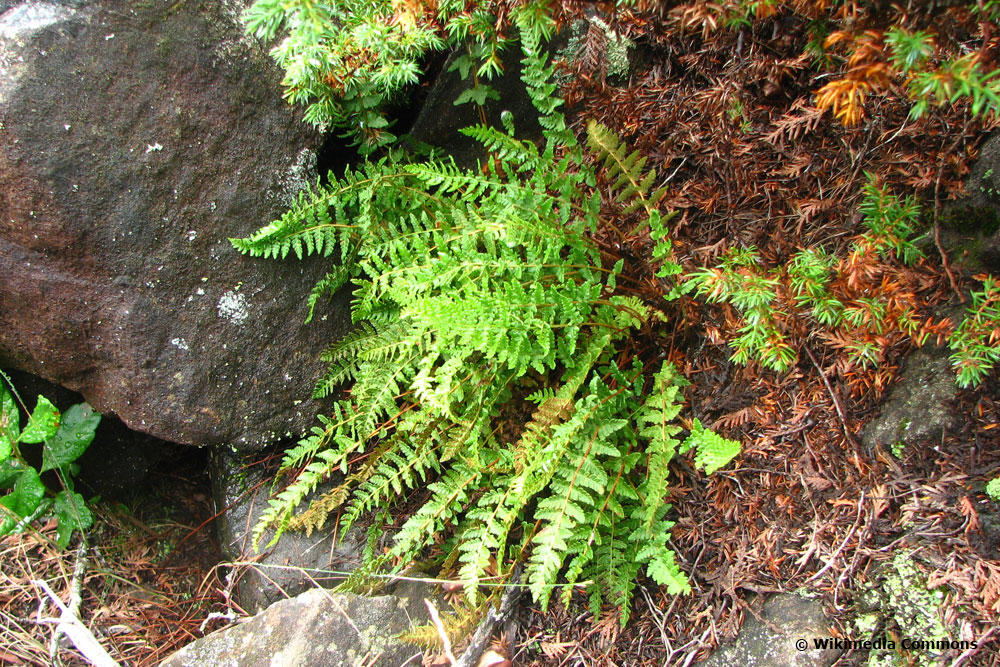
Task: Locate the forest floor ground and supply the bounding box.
[3,4,1000,666]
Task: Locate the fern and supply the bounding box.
[235,42,740,624]
[585,119,681,282]
[681,419,742,475]
[635,363,687,531]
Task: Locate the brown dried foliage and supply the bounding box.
[0,472,227,666]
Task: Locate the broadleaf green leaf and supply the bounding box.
[0,466,45,534]
[19,396,60,444]
[41,403,100,473]
[0,459,26,489]
[0,383,18,461]
[52,490,92,548]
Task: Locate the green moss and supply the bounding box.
[890,440,906,458]
[986,476,1000,502]
[942,205,1000,236]
[858,551,951,667]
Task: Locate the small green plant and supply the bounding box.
[683,174,928,375]
[948,274,1000,388]
[0,372,99,548]
[685,247,797,371]
[817,22,1000,125]
[234,33,737,624]
[242,0,555,152]
[986,476,1000,502]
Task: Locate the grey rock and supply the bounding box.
[862,346,956,450]
[210,448,370,613]
[0,0,351,450]
[702,594,841,667]
[160,586,427,667]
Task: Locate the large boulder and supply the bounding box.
[0,0,350,449]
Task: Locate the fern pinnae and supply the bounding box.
[341,437,442,533]
[306,263,356,323]
[527,405,609,608]
[585,119,664,221]
[388,459,486,562]
[458,124,542,171]
[349,354,418,439]
[635,362,687,531]
[295,414,435,537]
[456,484,521,605]
[313,358,362,399]
[680,419,741,475]
[274,404,357,474]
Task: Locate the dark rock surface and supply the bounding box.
[862,346,956,451]
[701,594,841,667]
[942,132,1000,272]
[210,448,371,613]
[0,0,350,450]
[159,584,428,667]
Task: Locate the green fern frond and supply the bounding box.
[528,396,617,608]
[680,419,741,475]
[459,124,542,171]
[306,263,355,323]
[585,120,664,219]
[635,362,687,531]
[389,458,487,562]
[230,181,351,260]
[457,484,523,605]
[341,436,442,533]
[253,433,360,548]
[525,387,557,405]
[313,359,361,399]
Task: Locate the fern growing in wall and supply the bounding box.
[233,27,739,624]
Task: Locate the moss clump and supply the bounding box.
[986,476,1000,502]
[857,551,950,667]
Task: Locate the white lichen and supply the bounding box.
[217,290,249,325]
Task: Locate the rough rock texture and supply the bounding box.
[160,585,428,667]
[210,449,370,613]
[862,346,956,450]
[941,131,1000,272]
[0,0,350,449]
[701,594,841,667]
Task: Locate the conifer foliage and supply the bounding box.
[233,28,739,623]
